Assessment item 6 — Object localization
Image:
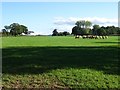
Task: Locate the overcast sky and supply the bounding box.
[2,2,118,35]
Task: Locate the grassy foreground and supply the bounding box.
[2,36,120,89]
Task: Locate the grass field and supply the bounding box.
[2,36,120,89]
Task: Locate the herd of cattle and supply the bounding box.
[75,35,108,39]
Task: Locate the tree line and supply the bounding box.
[1,23,28,36]
[1,21,120,37]
[52,29,70,36]
[72,20,120,36]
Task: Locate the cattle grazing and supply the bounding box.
[82,35,87,39]
[75,35,79,39]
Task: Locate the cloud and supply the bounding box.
[54,17,76,25]
[54,17,118,26]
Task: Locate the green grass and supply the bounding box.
[2,36,120,89]
[2,36,119,47]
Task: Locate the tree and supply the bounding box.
[2,29,8,36]
[3,23,29,36]
[9,23,21,36]
[76,20,86,28]
[97,28,107,36]
[52,29,58,36]
[106,26,117,35]
[20,25,28,34]
[58,32,63,36]
[72,26,81,35]
[85,21,92,29]
[81,20,86,28]
[75,21,82,28]
[92,24,100,35]
[81,28,91,35]
[73,20,92,35]
[116,27,120,35]
[63,31,70,36]
[4,25,10,36]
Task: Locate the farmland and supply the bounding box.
[2,36,120,89]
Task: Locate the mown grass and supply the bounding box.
[2,36,119,47]
[2,36,120,89]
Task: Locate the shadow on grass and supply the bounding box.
[2,46,119,75]
[95,42,120,44]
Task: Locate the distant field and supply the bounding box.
[2,36,120,89]
[2,36,119,47]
